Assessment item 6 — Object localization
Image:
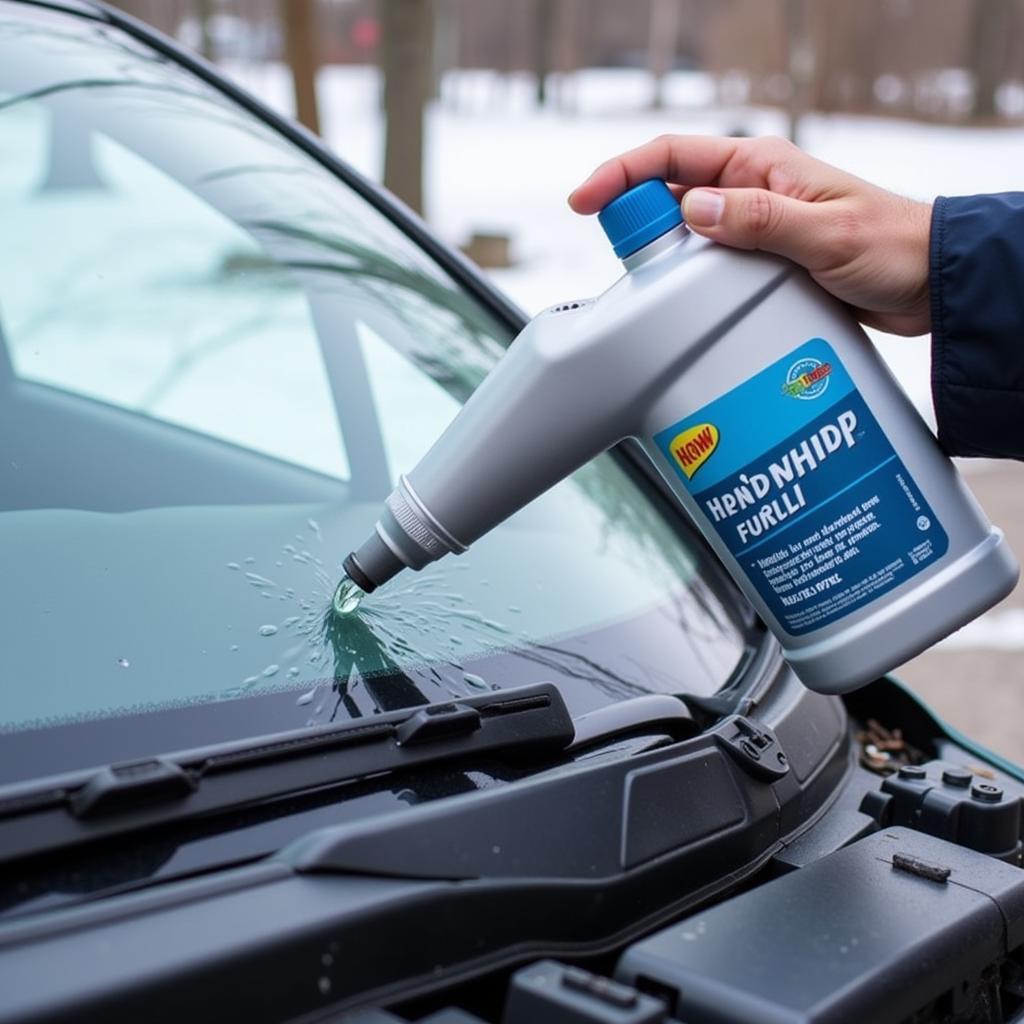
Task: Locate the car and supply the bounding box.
[1,3,1023,1023]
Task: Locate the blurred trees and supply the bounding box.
[281,0,321,134]
[109,0,1024,153]
[707,0,1024,123]
[111,0,1024,126]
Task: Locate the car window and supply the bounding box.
[1,105,350,480]
[0,5,750,779]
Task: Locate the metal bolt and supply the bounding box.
[971,782,1003,803]
[942,767,972,788]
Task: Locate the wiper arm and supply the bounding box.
[0,686,705,870]
[0,683,573,866]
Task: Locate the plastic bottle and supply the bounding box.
[342,179,1018,693]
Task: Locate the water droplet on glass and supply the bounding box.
[230,645,239,652]
[263,664,279,677]
[508,605,522,614]
[117,657,130,669]
[244,557,255,564]
[258,624,278,637]
[307,518,322,541]
[317,977,331,995]
[287,667,300,678]
[243,675,259,686]
[226,562,240,570]
[332,575,364,617]
[463,672,488,690]
[296,687,316,706]
[246,572,275,587]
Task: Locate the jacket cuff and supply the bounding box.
[929,196,949,451]
[927,192,1024,460]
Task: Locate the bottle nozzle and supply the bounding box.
[342,476,468,594]
[341,551,378,594]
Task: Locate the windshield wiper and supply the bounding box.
[0,683,573,865]
[0,684,704,871]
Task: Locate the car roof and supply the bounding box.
[10,0,104,15]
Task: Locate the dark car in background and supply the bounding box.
[2,3,1024,1023]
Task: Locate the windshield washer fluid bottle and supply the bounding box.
[343,179,1019,694]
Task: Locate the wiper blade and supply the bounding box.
[0,683,573,865]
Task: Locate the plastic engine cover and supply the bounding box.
[616,827,1024,1024]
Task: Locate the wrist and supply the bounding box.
[900,198,934,335]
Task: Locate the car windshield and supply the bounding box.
[0,4,749,783]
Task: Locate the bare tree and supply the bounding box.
[970,0,1012,119]
[532,0,555,106]
[380,0,434,214]
[281,0,321,134]
[647,0,681,109]
[785,0,811,144]
[194,0,216,61]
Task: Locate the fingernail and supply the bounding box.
[684,189,725,227]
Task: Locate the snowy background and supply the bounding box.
[225,62,1024,757]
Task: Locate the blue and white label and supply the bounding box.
[655,338,948,636]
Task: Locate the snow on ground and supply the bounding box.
[223,62,1024,431]
[221,63,1024,652]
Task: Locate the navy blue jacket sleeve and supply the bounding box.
[930,193,1024,459]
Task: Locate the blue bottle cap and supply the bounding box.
[598,179,683,259]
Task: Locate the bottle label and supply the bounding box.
[654,338,949,636]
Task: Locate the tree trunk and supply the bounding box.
[431,0,458,102]
[785,0,811,145]
[281,0,321,135]
[970,0,1009,120]
[532,0,555,107]
[195,0,216,61]
[380,0,434,215]
[647,0,681,109]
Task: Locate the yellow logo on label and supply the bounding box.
[670,422,720,479]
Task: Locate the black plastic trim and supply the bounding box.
[0,684,573,864]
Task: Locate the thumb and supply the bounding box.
[682,187,822,266]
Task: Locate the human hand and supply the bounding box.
[569,135,932,336]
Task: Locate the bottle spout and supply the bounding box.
[342,476,469,594]
[342,534,405,595]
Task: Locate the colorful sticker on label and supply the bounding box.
[654,338,949,636]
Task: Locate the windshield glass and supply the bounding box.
[0,5,749,782]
